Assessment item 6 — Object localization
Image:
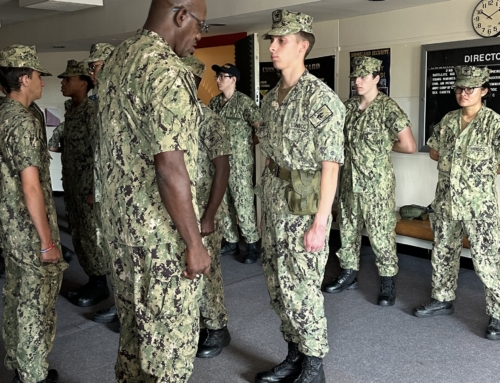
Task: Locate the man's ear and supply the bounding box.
[173,7,188,28]
[18,74,30,88]
[299,38,309,55]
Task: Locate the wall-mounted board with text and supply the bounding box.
[419,39,500,151]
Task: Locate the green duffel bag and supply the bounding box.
[399,204,430,221]
[285,169,321,215]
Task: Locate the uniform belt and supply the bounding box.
[268,159,291,181]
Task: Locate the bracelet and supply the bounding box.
[40,242,55,253]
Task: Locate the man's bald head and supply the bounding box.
[145,0,207,57]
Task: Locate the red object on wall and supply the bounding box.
[196,32,247,49]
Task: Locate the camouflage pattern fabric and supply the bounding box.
[57,59,87,78]
[263,9,314,38]
[0,44,51,75]
[349,56,382,78]
[0,98,67,382]
[209,90,260,243]
[96,28,202,381]
[107,241,203,382]
[52,97,105,276]
[256,70,345,357]
[336,92,411,277]
[431,217,500,318]
[84,43,115,64]
[428,106,500,221]
[454,65,490,87]
[48,122,64,150]
[197,103,231,329]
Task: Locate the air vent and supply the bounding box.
[19,0,103,11]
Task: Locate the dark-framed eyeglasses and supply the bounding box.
[454,86,480,95]
[88,63,103,74]
[172,6,209,33]
[215,74,233,80]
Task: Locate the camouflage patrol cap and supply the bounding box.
[350,56,382,78]
[263,9,314,39]
[84,43,115,63]
[57,59,88,78]
[454,65,490,87]
[0,45,51,76]
[181,55,206,79]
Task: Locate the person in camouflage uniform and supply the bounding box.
[96,0,211,381]
[255,9,345,383]
[49,59,110,307]
[0,45,68,383]
[83,43,120,324]
[323,56,416,306]
[209,63,261,264]
[413,65,500,340]
[182,55,233,358]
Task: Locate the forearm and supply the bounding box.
[312,161,339,228]
[21,168,53,248]
[392,127,416,154]
[155,151,203,249]
[204,156,230,220]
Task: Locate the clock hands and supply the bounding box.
[481,10,494,19]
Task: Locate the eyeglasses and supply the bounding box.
[454,86,480,95]
[88,63,103,74]
[215,74,233,80]
[173,6,209,33]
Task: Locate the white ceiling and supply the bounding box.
[0,0,452,50]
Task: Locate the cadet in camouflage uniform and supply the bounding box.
[49,60,109,307]
[209,63,261,264]
[255,10,345,383]
[414,65,500,340]
[84,43,119,324]
[182,55,233,358]
[0,45,68,383]
[96,0,210,381]
[324,56,416,306]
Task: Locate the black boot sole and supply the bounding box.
[77,289,110,307]
[196,337,231,358]
[413,307,454,318]
[323,281,358,294]
[486,332,500,340]
[377,298,396,307]
[93,313,119,323]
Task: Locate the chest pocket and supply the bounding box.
[466,145,494,175]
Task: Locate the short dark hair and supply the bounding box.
[482,82,492,101]
[0,67,34,94]
[297,31,315,58]
[79,75,94,93]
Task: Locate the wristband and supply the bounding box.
[40,242,55,253]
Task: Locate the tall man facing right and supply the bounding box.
[323,56,416,306]
[96,0,211,381]
[209,64,261,264]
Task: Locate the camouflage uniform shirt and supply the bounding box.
[97,28,201,247]
[343,92,411,195]
[0,98,60,253]
[428,106,500,221]
[197,103,231,211]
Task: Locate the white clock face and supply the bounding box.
[472,0,500,37]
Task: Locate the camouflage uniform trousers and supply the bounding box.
[93,201,110,275]
[65,194,107,276]
[223,160,259,244]
[200,211,228,329]
[2,243,65,383]
[337,190,398,277]
[431,217,500,318]
[259,169,331,357]
[106,240,203,383]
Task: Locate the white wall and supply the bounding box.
[254,0,495,208]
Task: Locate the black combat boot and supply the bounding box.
[93,304,118,323]
[76,275,109,307]
[220,241,239,257]
[323,268,358,294]
[378,276,396,306]
[293,355,325,383]
[196,326,231,358]
[14,369,58,383]
[485,316,500,340]
[255,342,304,383]
[67,280,92,299]
[61,244,74,263]
[413,298,454,318]
[243,242,260,264]
[0,253,5,279]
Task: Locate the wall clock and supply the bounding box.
[472,0,500,37]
